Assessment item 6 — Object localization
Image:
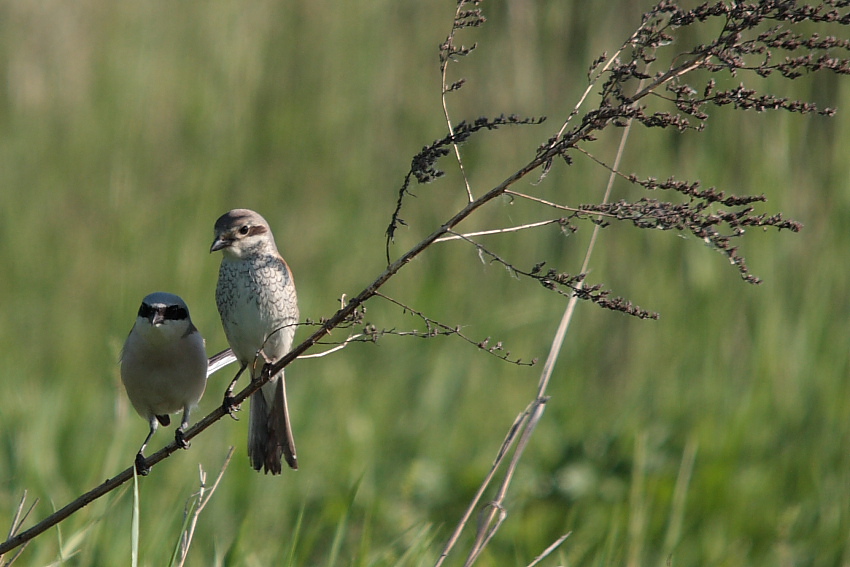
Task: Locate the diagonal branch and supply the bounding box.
[0,140,556,560]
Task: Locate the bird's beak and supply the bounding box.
[151,311,165,326]
[210,236,232,253]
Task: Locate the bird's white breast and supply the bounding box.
[120,320,208,418]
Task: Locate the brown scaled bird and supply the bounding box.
[211,209,300,474]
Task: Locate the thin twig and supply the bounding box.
[298,334,364,359]
[374,292,535,365]
[526,532,571,567]
[502,190,630,224]
[433,219,568,242]
[440,1,478,202]
[551,19,647,142]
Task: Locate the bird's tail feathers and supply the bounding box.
[248,374,298,474]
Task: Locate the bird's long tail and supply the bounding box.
[248,372,298,474]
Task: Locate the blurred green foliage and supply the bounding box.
[0,1,849,565]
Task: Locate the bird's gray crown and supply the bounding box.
[214,209,269,234]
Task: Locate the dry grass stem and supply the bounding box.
[662,438,698,556]
[433,405,531,567]
[0,492,37,566]
[526,532,571,567]
[173,447,235,567]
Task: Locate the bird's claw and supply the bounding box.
[175,428,190,449]
[223,394,241,420]
[260,361,274,380]
[135,453,151,476]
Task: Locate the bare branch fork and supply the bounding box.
[298,292,534,365]
[368,292,537,365]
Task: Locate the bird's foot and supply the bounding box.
[257,348,277,378]
[134,453,151,476]
[222,394,241,420]
[260,361,274,381]
[175,428,190,449]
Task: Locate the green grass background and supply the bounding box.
[0,1,849,565]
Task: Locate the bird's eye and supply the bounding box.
[239,225,250,235]
[165,305,189,320]
[138,303,155,318]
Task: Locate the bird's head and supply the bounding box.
[134,292,194,342]
[210,208,277,259]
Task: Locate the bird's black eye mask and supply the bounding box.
[138,303,188,321]
[138,303,155,319]
[164,305,188,321]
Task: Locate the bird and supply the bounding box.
[210,208,300,474]
[120,292,208,476]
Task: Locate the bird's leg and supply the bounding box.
[223,363,247,418]
[135,417,157,476]
[175,406,191,449]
